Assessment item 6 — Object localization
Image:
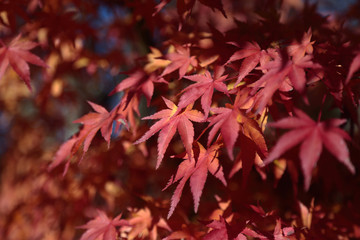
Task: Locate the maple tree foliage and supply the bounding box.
[78,210,129,240]
[1,0,360,240]
[0,34,47,90]
[264,108,355,190]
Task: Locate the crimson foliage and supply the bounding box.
[0,0,360,239]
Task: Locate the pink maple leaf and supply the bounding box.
[164,143,227,218]
[109,69,166,105]
[73,101,126,151]
[78,210,129,240]
[250,52,321,113]
[264,108,355,190]
[178,66,229,118]
[0,35,47,90]
[161,45,198,79]
[48,101,128,174]
[346,50,360,84]
[207,106,239,160]
[135,97,204,169]
[204,216,265,240]
[227,41,270,86]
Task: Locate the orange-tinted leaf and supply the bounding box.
[287,28,314,61]
[127,207,171,240]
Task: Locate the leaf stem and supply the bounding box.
[317,94,326,122]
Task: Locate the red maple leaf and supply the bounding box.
[109,69,166,105]
[0,35,47,90]
[48,101,127,174]
[161,45,198,79]
[135,97,204,169]
[178,66,229,118]
[229,133,267,186]
[207,106,239,160]
[227,41,269,86]
[207,101,267,161]
[203,216,264,240]
[346,50,360,85]
[250,52,321,113]
[206,95,267,185]
[73,101,127,151]
[47,136,77,174]
[78,210,128,240]
[203,216,231,239]
[264,108,355,190]
[116,94,140,135]
[164,142,227,218]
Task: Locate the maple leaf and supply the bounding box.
[127,207,171,240]
[135,97,204,168]
[203,217,231,240]
[78,210,129,240]
[109,69,166,105]
[229,134,266,187]
[207,103,267,161]
[178,66,229,118]
[144,47,171,73]
[287,28,315,61]
[203,216,264,240]
[250,52,321,113]
[47,136,77,174]
[161,45,198,79]
[116,94,140,135]
[73,101,126,151]
[207,106,239,160]
[164,142,227,218]
[264,108,355,190]
[48,101,128,174]
[228,92,268,182]
[346,51,360,85]
[227,41,269,86]
[0,35,47,90]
